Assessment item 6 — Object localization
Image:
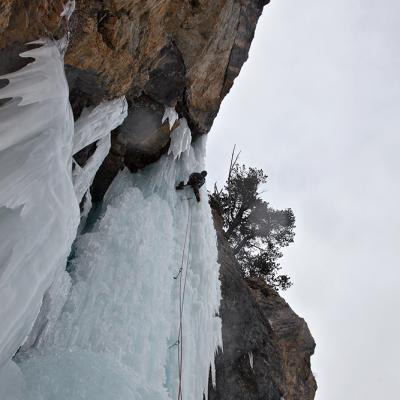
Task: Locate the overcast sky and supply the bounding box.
[207,1,400,398]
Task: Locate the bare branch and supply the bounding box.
[227,145,241,190]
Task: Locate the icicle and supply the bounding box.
[248,352,254,370]
[162,106,179,130]
[0,40,71,150]
[72,135,111,203]
[168,118,192,159]
[81,191,92,221]
[72,97,127,204]
[73,97,127,155]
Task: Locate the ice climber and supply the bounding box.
[176,171,207,202]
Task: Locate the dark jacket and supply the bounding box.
[187,172,206,189]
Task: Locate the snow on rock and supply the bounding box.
[162,106,179,130]
[168,118,192,160]
[0,40,80,391]
[19,136,222,400]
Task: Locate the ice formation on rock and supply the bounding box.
[0,40,128,398]
[19,135,222,400]
[168,118,192,160]
[162,106,179,130]
[72,136,110,204]
[248,351,254,370]
[60,1,76,21]
[0,41,80,392]
[72,98,127,203]
[0,35,220,400]
[73,98,127,155]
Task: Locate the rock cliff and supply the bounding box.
[210,211,317,400]
[1,0,269,198]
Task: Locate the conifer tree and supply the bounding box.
[210,147,295,290]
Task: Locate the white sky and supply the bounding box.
[207,1,400,399]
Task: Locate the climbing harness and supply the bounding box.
[171,200,193,400]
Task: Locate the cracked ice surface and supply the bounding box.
[0,41,80,394]
[19,136,222,400]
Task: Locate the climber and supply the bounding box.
[176,171,207,202]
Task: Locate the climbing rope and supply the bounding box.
[172,200,193,400]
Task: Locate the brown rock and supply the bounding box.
[0,1,271,197]
[91,96,172,200]
[247,278,318,400]
[0,0,269,134]
[210,210,317,400]
[0,1,66,47]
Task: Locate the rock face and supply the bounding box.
[1,0,270,197]
[68,0,270,134]
[210,211,317,400]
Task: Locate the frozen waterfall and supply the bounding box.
[19,136,222,400]
[0,39,221,400]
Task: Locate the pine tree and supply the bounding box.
[210,147,295,290]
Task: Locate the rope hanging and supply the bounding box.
[173,201,193,400]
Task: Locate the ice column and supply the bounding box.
[0,40,80,390]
